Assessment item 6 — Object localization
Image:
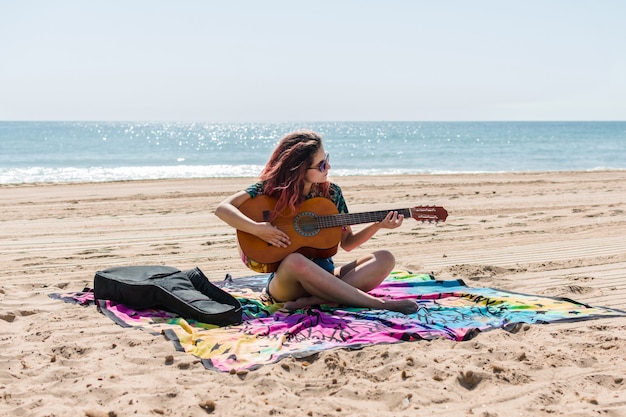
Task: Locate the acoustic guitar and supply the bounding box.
[236,195,448,273]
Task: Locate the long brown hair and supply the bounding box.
[260,130,330,217]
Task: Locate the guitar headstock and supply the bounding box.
[410,206,448,223]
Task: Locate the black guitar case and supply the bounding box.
[93,265,242,326]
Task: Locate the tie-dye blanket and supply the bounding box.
[50,271,625,373]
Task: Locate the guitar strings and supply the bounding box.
[266,207,445,233]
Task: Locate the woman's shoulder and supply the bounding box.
[327,182,348,213]
[328,182,344,197]
[328,182,342,192]
[244,181,265,198]
[310,182,343,199]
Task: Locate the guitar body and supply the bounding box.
[237,196,343,273]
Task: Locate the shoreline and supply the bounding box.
[2,168,625,188]
[1,170,625,416]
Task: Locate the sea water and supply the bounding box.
[1,121,624,184]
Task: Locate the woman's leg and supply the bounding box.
[336,250,396,292]
[268,252,417,314]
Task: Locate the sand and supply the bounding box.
[1,171,625,417]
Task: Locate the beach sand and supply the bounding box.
[1,171,625,417]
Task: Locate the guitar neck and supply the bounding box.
[317,208,412,229]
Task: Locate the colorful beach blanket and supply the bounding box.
[51,271,625,372]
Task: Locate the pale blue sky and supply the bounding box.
[1,1,624,121]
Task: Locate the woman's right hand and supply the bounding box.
[256,222,291,248]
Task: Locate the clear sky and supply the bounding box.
[1,1,624,122]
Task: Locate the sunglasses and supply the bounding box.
[308,153,330,173]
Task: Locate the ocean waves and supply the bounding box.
[2,121,625,184]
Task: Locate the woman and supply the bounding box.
[215,130,418,314]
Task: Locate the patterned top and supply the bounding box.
[244,181,349,214]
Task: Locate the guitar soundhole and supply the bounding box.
[293,212,320,237]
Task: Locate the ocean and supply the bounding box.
[1,121,624,184]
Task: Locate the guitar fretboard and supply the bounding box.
[316,208,412,229]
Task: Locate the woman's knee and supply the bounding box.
[373,250,395,268]
[279,253,311,274]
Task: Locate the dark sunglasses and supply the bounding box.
[308,153,330,173]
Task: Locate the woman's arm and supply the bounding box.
[214,190,257,232]
[214,191,291,248]
[339,211,404,252]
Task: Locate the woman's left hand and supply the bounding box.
[378,211,404,229]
